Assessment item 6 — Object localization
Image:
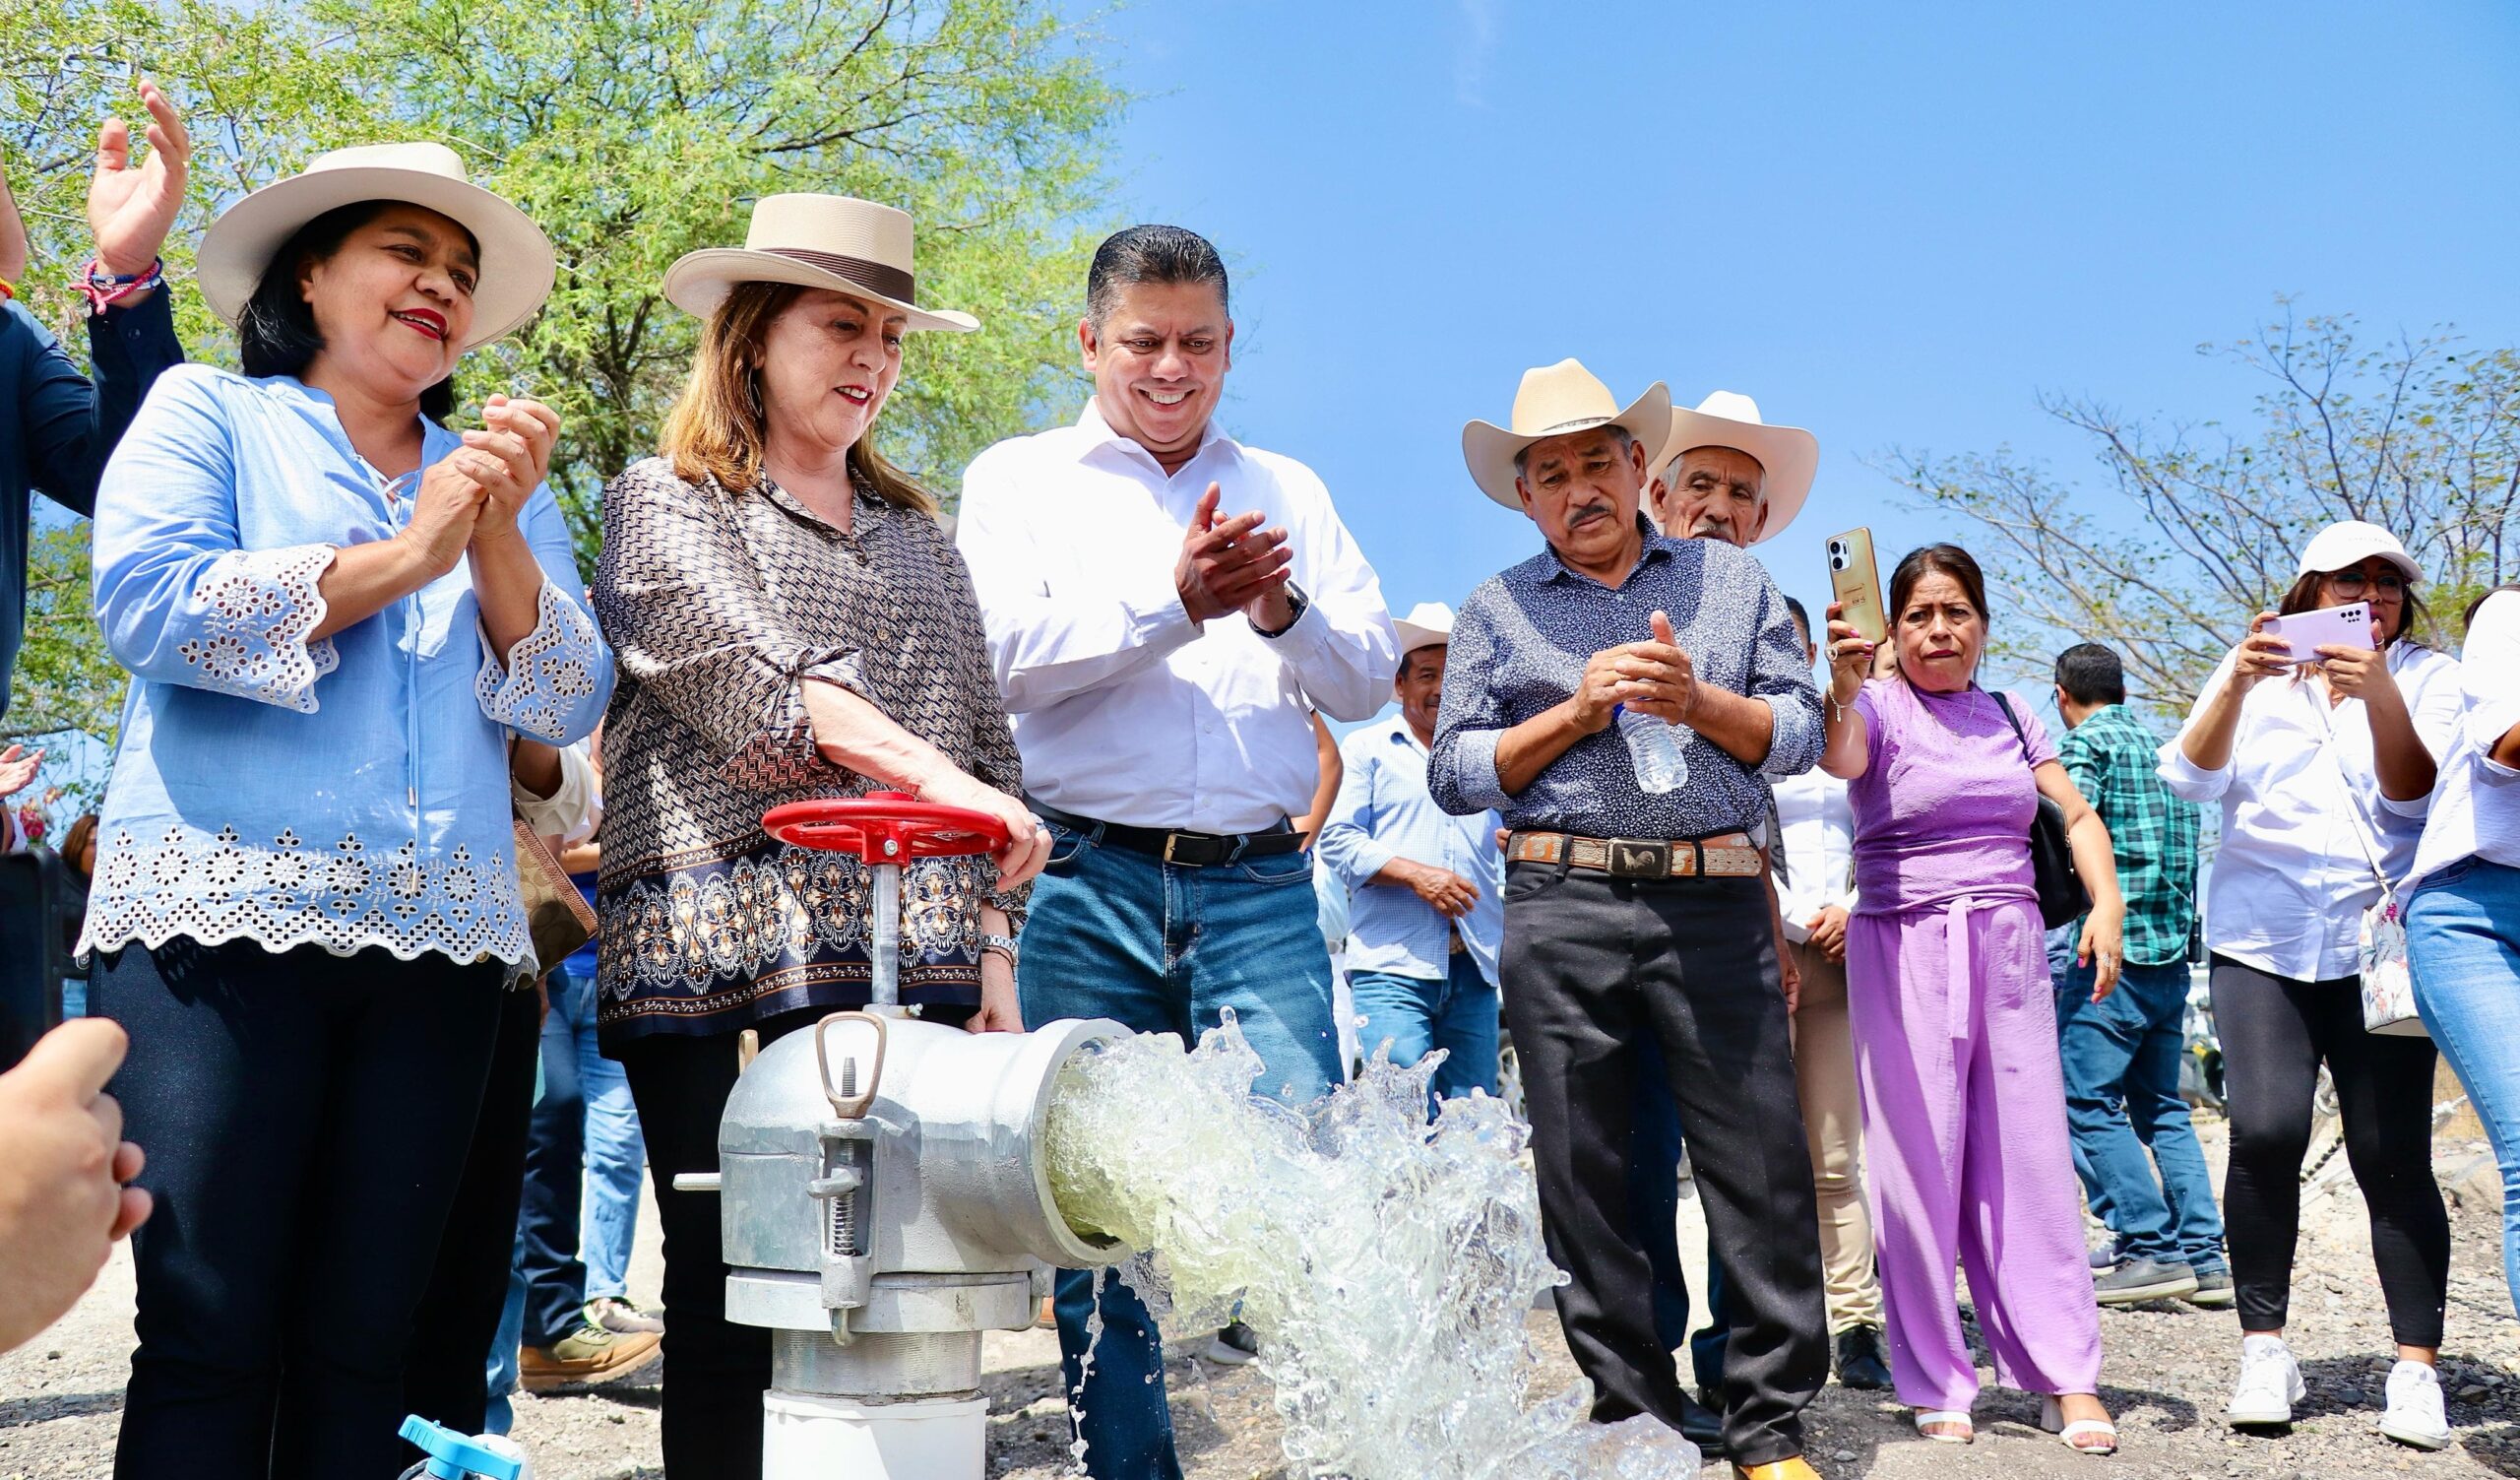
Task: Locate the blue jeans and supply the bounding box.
[1348,954,1499,1111]
[1019,818,1344,1480]
[2055,957,2227,1274]
[1625,1031,1729,1395]
[483,966,647,1429]
[2411,857,2520,1319]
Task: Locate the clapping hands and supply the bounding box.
[88,80,191,280]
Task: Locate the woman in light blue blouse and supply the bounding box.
[82,143,610,1480]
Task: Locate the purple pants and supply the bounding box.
[1847,895,2103,1410]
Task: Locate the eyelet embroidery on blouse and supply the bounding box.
[598,844,982,999]
[172,544,341,713]
[475,581,604,742]
[78,821,530,969]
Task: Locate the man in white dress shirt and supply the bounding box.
[956,224,1396,1480]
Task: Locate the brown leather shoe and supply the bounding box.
[1734,1459,1821,1480]
[519,1323,661,1392]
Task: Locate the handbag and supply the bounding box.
[1991,692,2094,931]
[2309,710,2424,1036]
[514,816,596,978]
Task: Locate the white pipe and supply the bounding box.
[762,1392,984,1480]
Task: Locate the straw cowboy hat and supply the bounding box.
[1392,601,1456,659]
[662,194,979,333]
[1462,359,1672,510]
[1655,390,1819,546]
[196,143,556,352]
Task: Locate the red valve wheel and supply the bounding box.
[762,790,1011,865]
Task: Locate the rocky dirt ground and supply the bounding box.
[8,1118,2520,1480]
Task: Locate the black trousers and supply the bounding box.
[1501,863,1827,1466]
[94,938,503,1480]
[2211,954,2450,1345]
[405,986,543,1438]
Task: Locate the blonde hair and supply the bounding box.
[659,281,937,514]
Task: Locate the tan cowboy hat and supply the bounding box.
[1654,390,1819,546]
[196,143,556,352]
[1462,359,1671,510]
[1392,601,1456,659]
[662,194,978,333]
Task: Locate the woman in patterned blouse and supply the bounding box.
[592,193,1046,1473]
[84,145,609,1477]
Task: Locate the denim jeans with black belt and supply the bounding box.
[1018,814,1344,1480]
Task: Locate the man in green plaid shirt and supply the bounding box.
[2051,642,2227,1309]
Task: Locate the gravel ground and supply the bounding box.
[9,1119,2520,1479]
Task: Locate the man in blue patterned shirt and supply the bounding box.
[1430,359,1828,1479]
[2051,641,2225,1309]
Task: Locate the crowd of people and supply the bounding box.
[0,83,2517,1480]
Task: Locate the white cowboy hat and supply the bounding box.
[1392,601,1456,659]
[2297,520,2425,583]
[1654,390,1819,546]
[195,143,556,352]
[662,194,978,333]
[1462,359,1671,510]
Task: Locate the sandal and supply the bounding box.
[2041,1393,2119,1456]
[1912,1408,1974,1444]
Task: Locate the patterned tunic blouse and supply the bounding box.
[592,456,1025,1043]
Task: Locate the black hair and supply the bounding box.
[1783,594,1811,643]
[238,200,469,422]
[2053,641,2126,706]
[1888,543,1991,626]
[1085,225,1228,327]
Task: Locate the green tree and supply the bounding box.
[2,0,1118,744]
[1888,302,2519,708]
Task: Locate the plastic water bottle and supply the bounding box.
[1616,704,1690,793]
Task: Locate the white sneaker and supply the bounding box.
[2377,1360,2451,1450]
[2227,1334,2305,1427]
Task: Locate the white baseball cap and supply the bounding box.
[2296,520,2424,584]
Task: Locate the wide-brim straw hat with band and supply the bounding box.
[1654,390,1820,546]
[196,142,557,353]
[1392,601,1457,658]
[1462,358,1672,510]
[662,194,978,334]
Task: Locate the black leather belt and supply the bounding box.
[1026,798,1306,868]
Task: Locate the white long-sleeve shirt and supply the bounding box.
[2410,590,2520,889]
[956,401,1396,834]
[1772,764,1856,941]
[2158,642,2462,981]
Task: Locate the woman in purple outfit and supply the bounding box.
[1820,544,2126,1454]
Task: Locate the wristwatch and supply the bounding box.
[1251,582,1309,638]
[977,932,1020,969]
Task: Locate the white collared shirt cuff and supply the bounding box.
[1131,564,1203,652]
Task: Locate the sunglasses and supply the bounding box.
[2325,568,2407,597]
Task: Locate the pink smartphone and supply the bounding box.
[2264,601,2374,664]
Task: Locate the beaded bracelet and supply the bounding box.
[79,257,164,316]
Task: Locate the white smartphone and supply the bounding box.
[2264,601,2375,664]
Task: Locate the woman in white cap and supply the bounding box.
[2159,519,2461,1449]
[81,143,609,1477]
[591,193,1046,1474]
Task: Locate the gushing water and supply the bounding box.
[1042,1014,1699,1480]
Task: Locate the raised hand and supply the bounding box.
[87,79,191,279]
[461,396,561,546]
[1174,483,1292,623]
[1823,601,1875,703]
[0,743,42,800]
[0,156,27,284]
[2227,612,2295,691]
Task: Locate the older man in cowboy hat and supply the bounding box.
[1642,393,1897,1394]
[1317,601,1506,1113]
[1430,359,1829,1478]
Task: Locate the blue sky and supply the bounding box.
[1070,0,2520,705]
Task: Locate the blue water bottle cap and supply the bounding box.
[399,1415,525,1480]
